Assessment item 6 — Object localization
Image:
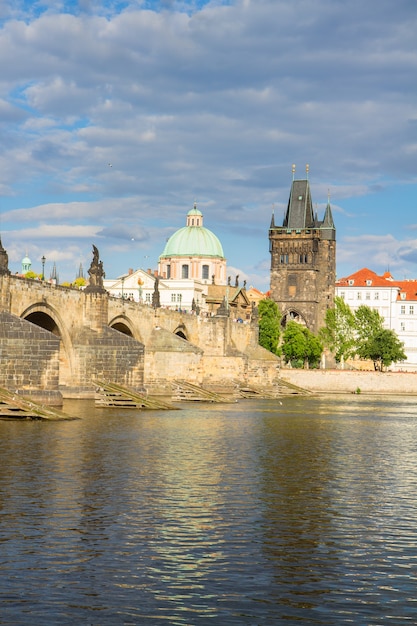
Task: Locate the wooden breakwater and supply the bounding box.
[0,386,75,420]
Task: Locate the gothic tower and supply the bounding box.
[269,165,336,333]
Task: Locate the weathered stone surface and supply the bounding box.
[0,311,62,404]
[0,274,281,399]
[281,369,417,394]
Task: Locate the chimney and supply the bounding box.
[128,268,133,275]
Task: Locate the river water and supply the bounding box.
[1,395,417,625]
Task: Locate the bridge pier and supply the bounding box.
[0,257,282,401]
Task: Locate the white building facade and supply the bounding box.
[103,268,208,313]
[104,204,228,314]
[336,268,417,371]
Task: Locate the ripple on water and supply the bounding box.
[0,397,417,625]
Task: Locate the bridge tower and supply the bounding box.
[269,165,336,333]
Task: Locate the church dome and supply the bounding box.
[160,204,224,259]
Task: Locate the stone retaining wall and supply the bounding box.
[280,369,417,395]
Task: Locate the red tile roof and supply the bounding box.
[336,268,417,301]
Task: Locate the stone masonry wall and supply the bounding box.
[280,369,417,395]
[63,326,145,397]
[0,311,61,404]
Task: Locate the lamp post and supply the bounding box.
[41,255,46,280]
[121,276,125,299]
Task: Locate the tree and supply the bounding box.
[359,328,407,371]
[282,321,323,368]
[319,296,356,366]
[72,277,87,289]
[258,299,281,355]
[24,271,41,280]
[354,305,384,351]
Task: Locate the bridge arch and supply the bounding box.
[173,323,189,340]
[281,309,307,328]
[108,315,143,342]
[20,303,75,387]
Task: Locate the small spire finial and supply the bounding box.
[327,188,331,203]
[292,164,296,180]
[306,164,309,179]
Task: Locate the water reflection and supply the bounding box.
[0,396,416,624]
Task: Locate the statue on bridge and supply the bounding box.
[152,276,161,308]
[85,245,107,294]
[0,236,10,276]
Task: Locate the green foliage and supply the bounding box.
[72,277,87,289]
[24,271,41,280]
[354,305,384,348]
[258,299,281,355]
[358,328,407,371]
[321,300,407,370]
[282,321,323,368]
[320,296,356,363]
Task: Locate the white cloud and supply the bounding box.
[0,0,415,287]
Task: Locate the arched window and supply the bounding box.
[182,264,189,279]
[202,264,209,280]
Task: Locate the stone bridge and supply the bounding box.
[0,273,279,404]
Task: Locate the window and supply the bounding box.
[374,292,379,300]
[410,306,414,315]
[401,305,406,315]
[348,280,354,286]
[366,292,370,300]
[145,293,151,302]
[171,293,176,303]
[166,264,171,279]
[401,322,405,331]
[181,264,189,279]
[340,291,345,299]
[202,264,209,280]
[357,292,362,300]
[280,254,289,264]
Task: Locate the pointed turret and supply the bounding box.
[50,262,59,285]
[282,179,315,229]
[270,206,275,228]
[319,193,336,241]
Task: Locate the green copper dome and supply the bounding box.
[160,205,224,259]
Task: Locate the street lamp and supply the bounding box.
[41,255,46,280]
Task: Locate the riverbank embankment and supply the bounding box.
[280,369,417,395]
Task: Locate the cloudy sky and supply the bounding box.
[0,0,416,290]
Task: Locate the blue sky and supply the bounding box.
[0,0,416,290]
